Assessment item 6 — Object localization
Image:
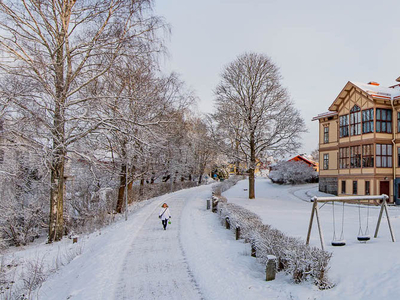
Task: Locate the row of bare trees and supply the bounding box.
[0,0,216,246]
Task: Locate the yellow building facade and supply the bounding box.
[313,79,400,203]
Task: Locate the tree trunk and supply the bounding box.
[49,160,65,242]
[235,140,240,175]
[116,163,127,214]
[198,174,203,185]
[139,176,145,197]
[249,132,256,199]
[48,39,66,243]
[235,160,240,175]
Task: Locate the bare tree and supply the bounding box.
[0,0,167,242]
[310,147,320,163]
[213,52,305,199]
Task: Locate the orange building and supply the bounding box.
[288,155,319,172]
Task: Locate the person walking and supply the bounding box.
[159,203,171,230]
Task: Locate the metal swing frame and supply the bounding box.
[306,194,396,250]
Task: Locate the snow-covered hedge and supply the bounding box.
[218,202,332,289]
[212,175,246,196]
[269,161,318,185]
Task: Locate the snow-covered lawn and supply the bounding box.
[3,178,400,300]
[225,178,400,300]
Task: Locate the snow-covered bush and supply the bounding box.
[0,174,47,248]
[269,161,318,185]
[218,202,332,289]
[0,204,45,247]
[212,175,246,196]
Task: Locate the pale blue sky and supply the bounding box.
[155,0,400,155]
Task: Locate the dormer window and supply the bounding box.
[350,105,361,136]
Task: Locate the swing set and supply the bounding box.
[306,194,396,250]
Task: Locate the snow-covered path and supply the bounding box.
[113,196,202,300]
[38,189,207,300]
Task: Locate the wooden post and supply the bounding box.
[251,243,256,257]
[206,199,211,210]
[306,198,317,245]
[374,197,385,238]
[374,195,395,242]
[225,217,230,230]
[236,225,240,240]
[265,255,277,281]
[315,201,325,251]
[383,200,396,242]
[72,236,78,244]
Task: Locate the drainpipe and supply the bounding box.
[391,98,396,203]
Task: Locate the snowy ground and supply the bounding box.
[3,178,400,299]
[225,178,400,300]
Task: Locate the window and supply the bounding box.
[339,147,349,169]
[350,105,361,136]
[365,181,370,195]
[398,112,400,133]
[376,108,392,133]
[362,144,374,168]
[398,147,400,167]
[376,144,392,168]
[362,108,374,134]
[353,181,358,195]
[323,126,329,144]
[341,180,346,194]
[339,115,349,137]
[350,145,361,168]
[323,154,329,170]
[398,184,400,199]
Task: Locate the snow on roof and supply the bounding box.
[351,81,400,101]
[311,111,338,121]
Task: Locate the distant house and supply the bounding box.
[288,155,319,172]
[313,77,400,203]
[269,155,318,172]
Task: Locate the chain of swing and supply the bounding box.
[331,200,370,246]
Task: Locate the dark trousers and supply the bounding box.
[162,219,168,230]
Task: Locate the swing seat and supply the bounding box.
[331,240,346,246]
[357,235,370,242]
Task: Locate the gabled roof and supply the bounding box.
[288,155,317,167]
[328,81,400,111]
[352,82,400,101]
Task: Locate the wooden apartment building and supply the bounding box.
[313,78,400,204]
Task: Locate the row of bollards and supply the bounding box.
[207,197,276,281]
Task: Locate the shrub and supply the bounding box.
[212,175,246,196]
[269,161,318,185]
[218,202,333,289]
